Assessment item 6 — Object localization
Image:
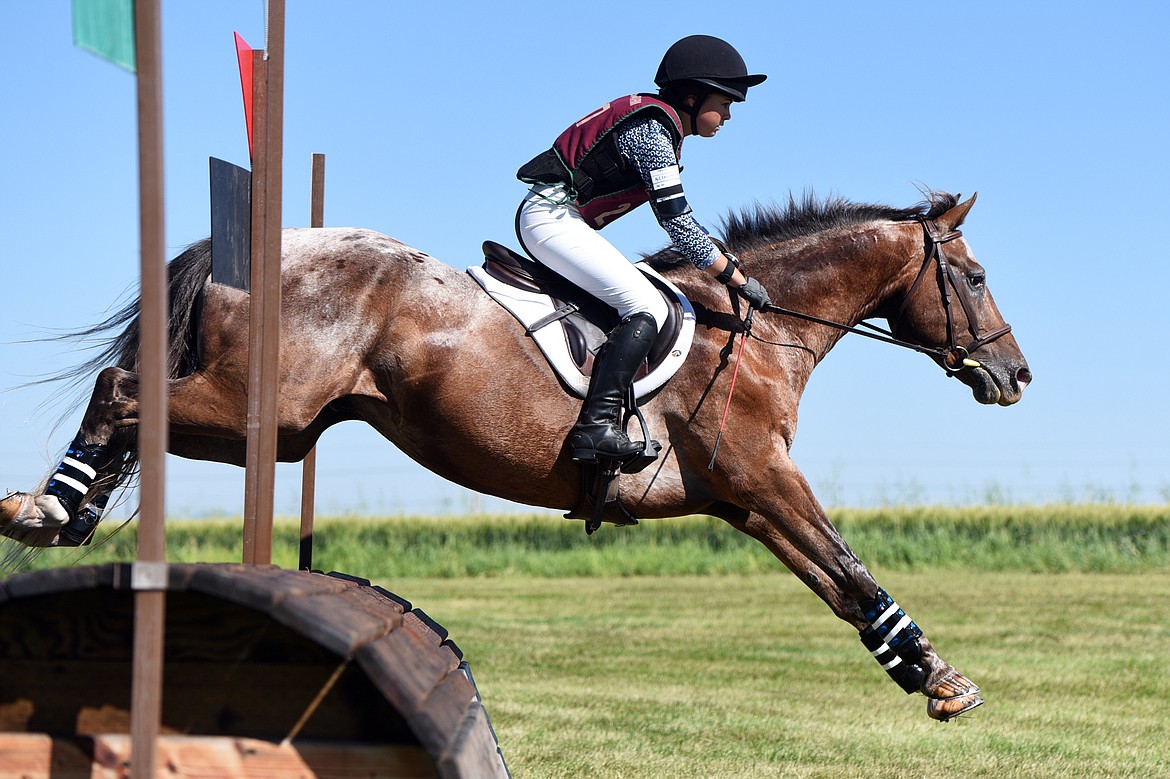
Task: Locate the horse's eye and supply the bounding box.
[967,271,986,288]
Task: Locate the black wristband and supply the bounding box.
[715,253,740,285]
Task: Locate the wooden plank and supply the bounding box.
[0,657,414,743]
[2,563,108,599]
[0,569,411,664]
[355,628,458,720]
[402,609,450,646]
[271,581,402,657]
[0,734,92,779]
[0,734,438,779]
[186,564,342,613]
[437,702,511,779]
[404,663,479,758]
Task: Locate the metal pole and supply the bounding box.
[299,153,324,571]
[129,0,167,775]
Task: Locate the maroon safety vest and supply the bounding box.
[517,94,685,229]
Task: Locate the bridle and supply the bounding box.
[893,218,1013,372]
[755,218,1012,374]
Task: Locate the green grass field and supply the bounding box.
[401,571,1170,779]
[5,505,1169,777]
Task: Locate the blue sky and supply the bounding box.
[2,1,1167,518]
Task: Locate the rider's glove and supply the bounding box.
[736,276,771,311]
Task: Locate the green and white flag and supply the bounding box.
[72,0,136,72]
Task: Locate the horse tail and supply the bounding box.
[36,238,213,509]
[58,237,211,381]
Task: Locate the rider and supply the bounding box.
[516,34,772,468]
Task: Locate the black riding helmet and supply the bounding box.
[654,35,767,127]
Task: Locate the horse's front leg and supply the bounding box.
[716,459,983,721]
[1,367,139,547]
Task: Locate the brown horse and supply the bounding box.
[1,191,1030,721]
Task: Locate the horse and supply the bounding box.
[1,190,1030,721]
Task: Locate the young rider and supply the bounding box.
[515,34,771,468]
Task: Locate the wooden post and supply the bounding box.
[300,153,325,572]
[242,50,269,564]
[129,0,167,776]
[242,0,285,566]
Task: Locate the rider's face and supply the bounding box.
[691,93,733,138]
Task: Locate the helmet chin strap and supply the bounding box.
[683,87,712,136]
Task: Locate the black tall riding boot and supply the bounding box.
[569,312,658,464]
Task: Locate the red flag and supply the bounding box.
[235,32,254,158]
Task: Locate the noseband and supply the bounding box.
[894,219,1013,373]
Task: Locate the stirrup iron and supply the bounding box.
[619,386,660,474]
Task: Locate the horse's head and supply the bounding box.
[891,194,1032,406]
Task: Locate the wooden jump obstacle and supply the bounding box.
[0,563,509,778]
[5,5,512,776]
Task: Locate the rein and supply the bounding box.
[757,218,1012,374]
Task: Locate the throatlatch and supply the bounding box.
[859,588,925,694]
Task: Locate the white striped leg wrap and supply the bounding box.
[859,588,924,694]
[45,435,107,516]
[862,588,923,656]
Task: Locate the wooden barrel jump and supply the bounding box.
[0,563,509,778]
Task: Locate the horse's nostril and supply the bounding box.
[1016,367,1033,387]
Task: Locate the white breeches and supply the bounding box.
[516,186,669,331]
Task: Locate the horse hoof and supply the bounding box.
[1,492,69,547]
[927,693,984,722]
[927,670,981,699]
[1,492,41,530]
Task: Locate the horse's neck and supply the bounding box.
[760,222,914,356]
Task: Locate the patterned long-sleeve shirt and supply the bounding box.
[615,115,720,270]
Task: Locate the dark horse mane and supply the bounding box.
[645,190,958,270]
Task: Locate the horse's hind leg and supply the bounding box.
[717,460,983,721]
[1,367,140,546]
[2,356,342,545]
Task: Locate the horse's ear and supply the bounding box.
[937,192,978,232]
